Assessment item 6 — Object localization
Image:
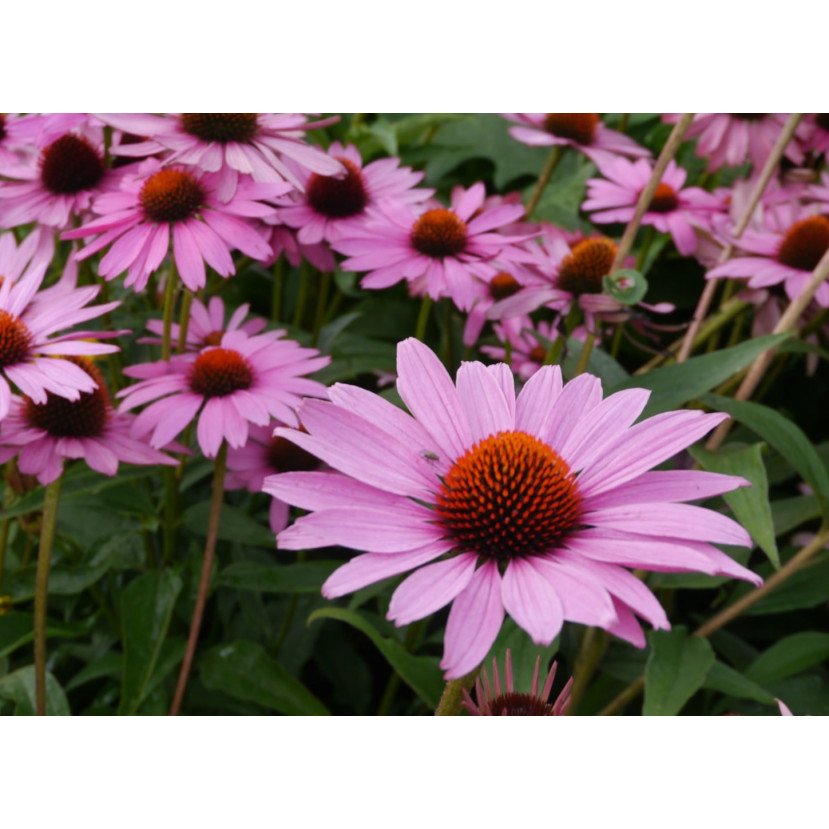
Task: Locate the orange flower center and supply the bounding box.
[437,430,581,560]
[40,134,104,195]
[529,344,547,363]
[306,157,368,218]
[0,309,32,367]
[543,114,600,145]
[557,237,617,295]
[411,208,468,258]
[489,272,521,300]
[23,358,109,437]
[188,348,253,398]
[777,215,829,271]
[180,114,259,144]
[648,182,679,213]
[140,169,205,223]
[203,330,225,347]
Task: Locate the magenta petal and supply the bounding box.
[441,561,504,679]
[500,557,564,645]
[455,361,514,442]
[388,553,478,626]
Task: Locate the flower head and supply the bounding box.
[0,244,120,419]
[0,357,177,484]
[62,159,288,292]
[334,183,532,311]
[462,651,572,716]
[505,114,650,165]
[277,142,432,244]
[99,113,344,200]
[267,338,759,678]
[118,329,329,458]
[583,158,725,256]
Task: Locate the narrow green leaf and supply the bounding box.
[703,660,776,704]
[217,561,339,594]
[742,556,829,615]
[199,640,328,715]
[611,334,790,417]
[308,607,444,709]
[119,570,182,715]
[643,628,715,715]
[745,632,829,685]
[771,495,821,537]
[701,394,829,519]
[691,443,779,567]
[0,666,70,715]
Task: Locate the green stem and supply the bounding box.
[0,517,10,590]
[311,271,332,347]
[169,442,228,716]
[414,296,432,341]
[177,289,194,352]
[566,628,607,714]
[34,476,63,716]
[635,226,656,273]
[575,331,597,376]
[525,146,562,220]
[271,256,285,322]
[162,467,178,567]
[610,323,625,360]
[434,670,478,716]
[161,267,179,362]
[292,262,312,328]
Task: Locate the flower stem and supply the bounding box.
[161,266,179,362]
[434,669,478,716]
[567,627,607,714]
[271,256,285,322]
[34,476,63,716]
[574,331,596,376]
[676,113,803,364]
[177,289,194,352]
[169,442,228,716]
[525,146,562,220]
[611,114,694,271]
[414,296,432,341]
[598,527,829,716]
[311,271,332,347]
[292,262,312,328]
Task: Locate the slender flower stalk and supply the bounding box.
[170,442,228,716]
[705,245,829,451]
[525,146,562,219]
[177,290,194,353]
[434,671,477,716]
[599,527,829,716]
[34,476,63,716]
[161,268,178,362]
[676,113,804,364]
[414,296,432,341]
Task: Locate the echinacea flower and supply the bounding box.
[118,329,329,458]
[0,131,113,229]
[277,141,432,244]
[505,114,649,165]
[707,201,829,306]
[62,159,288,292]
[264,225,336,273]
[0,252,120,419]
[665,113,806,172]
[99,113,344,200]
[333,183,531,311]
[583,158,725,255]
[267,338,759,678]
[140,295,266,352]
[462,650,572,716]
[481,317,564,381]
[0,358,177,484]
[226,422,320,533]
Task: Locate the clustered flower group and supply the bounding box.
[3,112,825,705]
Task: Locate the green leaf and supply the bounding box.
[119,570,182,715]
[485,618,559,693]
[199,640,328,715]
[217,561,339,594]
[0,612,93,659]
[610,334,791,417]
[703,660,776,704]
[745,632,829,685]
[771,495,821,536]
[691,443,779,567]
[562,338,629,386]
[643,628,715,715]
[0,666,70,715]
[603,269,648,305]
[181,502,276,548]
[701,394,829,520]
[6,563,111,602]
[308,607,444,708]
